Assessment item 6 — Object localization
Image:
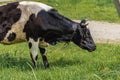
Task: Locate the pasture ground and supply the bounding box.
[0,0,120,80]
[0,43,120,80]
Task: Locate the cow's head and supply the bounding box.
[72,19,96,52]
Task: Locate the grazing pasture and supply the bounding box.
[0,43,120,80]
[0,0,120,80]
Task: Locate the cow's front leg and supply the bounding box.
[39,47,49,69]
[28,38,39,68]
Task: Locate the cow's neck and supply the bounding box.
[44,10,78,44]
[59,22,78,43]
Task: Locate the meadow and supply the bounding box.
[0,43,120,80]
[0,0,120,80]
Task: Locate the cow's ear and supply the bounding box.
[80,19,89,28]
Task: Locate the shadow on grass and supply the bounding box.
[0,53,33,71]
[50,57,82,68]
[0,53,82,70]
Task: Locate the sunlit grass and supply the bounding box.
[0,43,120,80]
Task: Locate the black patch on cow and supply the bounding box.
[7,32,16,41]
[24,9,74,45]
[0,2,21,41]
[29,42,32,49]
[35,55,38,61]
[39,47,49,68]
[40,38,43,41]
[23,14,40,41]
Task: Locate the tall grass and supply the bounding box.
[0,43,120,80]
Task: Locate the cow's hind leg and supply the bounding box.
[28,38,39,68]
[39,47,49,69]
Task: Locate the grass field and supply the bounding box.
[0,0,120,80]
[0,43,120,80]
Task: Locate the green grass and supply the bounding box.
[0,0,120,80]
[0,43,120,80]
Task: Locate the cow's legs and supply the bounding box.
[28,38,39,68]
[39,47,49,69]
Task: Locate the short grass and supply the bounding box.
[0,43,120,80]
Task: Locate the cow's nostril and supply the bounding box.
[93,46,96,51]
[95,46,96,49]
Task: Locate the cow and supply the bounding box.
[0,1,96,69]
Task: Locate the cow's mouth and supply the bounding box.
[80,45,96,52]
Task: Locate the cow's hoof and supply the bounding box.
[44,62,49,69]
[33,65,37,70]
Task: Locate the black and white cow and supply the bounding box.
[0,1,96,68]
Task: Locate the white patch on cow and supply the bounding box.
[29,38,39,60]
[19,1,53,16]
